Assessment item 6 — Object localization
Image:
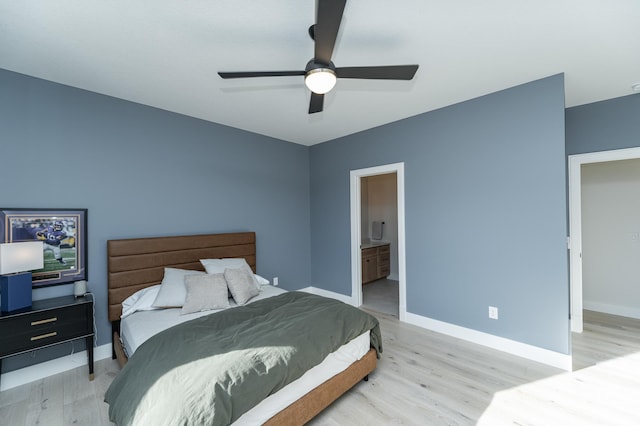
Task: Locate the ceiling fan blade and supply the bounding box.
[314,0,347,65]
[218,70,305,79]
[309,92,324,114]
[335,65,419,80]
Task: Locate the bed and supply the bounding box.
[106,232,380,425]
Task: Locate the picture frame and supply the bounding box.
[0,208,87,288]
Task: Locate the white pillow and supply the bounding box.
[152,267,207,308]
[200,258,260,290]
[121,285,161,318]
[181,274,230,315]
[254,274,269,286]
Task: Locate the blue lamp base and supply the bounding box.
[0,272,33,313]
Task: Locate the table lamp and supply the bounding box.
[0,241,44,313]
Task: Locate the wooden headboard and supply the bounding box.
[107,232,256,321]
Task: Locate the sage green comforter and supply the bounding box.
[105,291,382,426]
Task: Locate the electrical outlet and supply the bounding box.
[488,306,499,320]
[273,277,279,286]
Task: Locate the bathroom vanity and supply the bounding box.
[361,241,390,284]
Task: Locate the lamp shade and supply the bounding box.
[0,241,44,274]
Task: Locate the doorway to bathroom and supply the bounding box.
[350,162,406,320]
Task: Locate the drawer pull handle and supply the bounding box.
[31,332,57,341]
[31,317,57,326]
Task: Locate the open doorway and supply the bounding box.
[350,162,406,321]
[568,147,640,370]
[568,146,640,332]
[360,172,399,316]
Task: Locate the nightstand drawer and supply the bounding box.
[0,303,91,357]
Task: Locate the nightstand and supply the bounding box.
[0,294,94,386]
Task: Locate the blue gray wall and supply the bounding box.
[4,65,635,375]
[566,93,640,155]
[0,68,311,372]
[310,74,570,353]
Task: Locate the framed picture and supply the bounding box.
[0,208,87,287]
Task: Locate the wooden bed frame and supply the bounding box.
[107,231,376,425]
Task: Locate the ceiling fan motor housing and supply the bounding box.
[305,59,335,72]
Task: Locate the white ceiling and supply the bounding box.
[1,1,639,146]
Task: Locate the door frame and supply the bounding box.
[350,162,407,320]
[568,146,640,333]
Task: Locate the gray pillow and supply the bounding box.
[152,267,207,308]
[200,258,261,291]
[181,273,230,315]
[224,268,259,305]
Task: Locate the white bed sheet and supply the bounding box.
[119,285,371,424]
[121,285,287,355]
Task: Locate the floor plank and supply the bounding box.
[25,373,64,426]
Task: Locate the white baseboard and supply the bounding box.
[0,344,112,391]
[301,286,571,371]
[583,301,640,320]
[298,286,354,305]
[404,312,571,371]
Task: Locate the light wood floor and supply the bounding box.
[1,310,639,425]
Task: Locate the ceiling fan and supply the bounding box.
[218,0,419,114]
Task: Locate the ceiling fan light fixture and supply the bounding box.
[305,68,337,94]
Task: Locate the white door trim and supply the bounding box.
[350,162,407,321]
[568,146,640,333]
